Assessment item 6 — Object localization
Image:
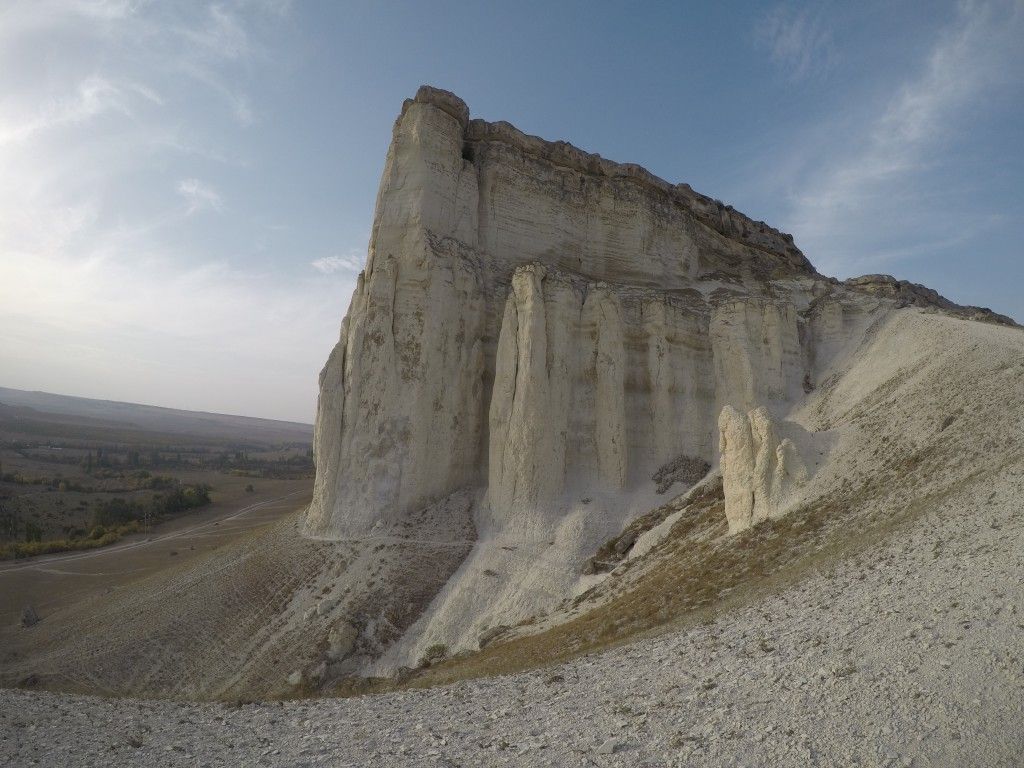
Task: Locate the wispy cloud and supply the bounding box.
[178,5,252,61]
[1,2,272,128]
[177,178,224,215]
[0,0,134,38]
[756,4,835,81]
[311,251,364,274]
[0,75,148,145]
[780,0,1024,276]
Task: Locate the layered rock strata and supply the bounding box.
[845,274,1015,326]
[308,86,829,540]
[307,86,1005,662]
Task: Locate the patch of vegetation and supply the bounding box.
[0,481,211,560]
[0,520,140,560]
[584,479,722,574]
[0,401,314,562]
[89,482,210,528]
[418,643,448,667]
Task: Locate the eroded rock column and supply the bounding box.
[488,264,567,517]
[719,405,808,534]
[585,284,627,489]
[719,405,755,532]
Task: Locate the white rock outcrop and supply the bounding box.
[306,237,486,537]
[487,264,566,521]
[6,87,1019,703]
[719,406,756,531]
[718,406,808,533]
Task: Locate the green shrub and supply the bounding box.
[0,521,138,560]
[91,498,142,528]
[24,521,43,543]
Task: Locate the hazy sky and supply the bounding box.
[1,1,1021,422]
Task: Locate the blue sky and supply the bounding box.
[1,1,1021,422]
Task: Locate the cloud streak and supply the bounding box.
[779,0,1024,276]
[756,4,835,81]
[311,251,364,274]
[0,75,149,145]
[177,178,224,215]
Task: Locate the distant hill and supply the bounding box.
[0,387,312,444]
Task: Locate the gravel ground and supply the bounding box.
[3,462,1022,768]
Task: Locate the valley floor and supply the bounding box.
[0,484,311,632]
[3,460,1021,767]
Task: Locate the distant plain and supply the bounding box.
[0,388,313,636]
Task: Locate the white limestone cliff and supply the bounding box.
[487,264,565,522]
[307,235,486,538]
[308,86,825,543]
[711,299,804,415]
[586,284,628,490]
[307,85,987,666]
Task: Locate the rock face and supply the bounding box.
[308,86,823,538]
[305,240,486,538]
[3,87,1019,703]
[307,86,1006,662]
[710,299,805,414]
[844,274,1016,326]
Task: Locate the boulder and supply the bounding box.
[20,605,39,629]
[326,621,359,661]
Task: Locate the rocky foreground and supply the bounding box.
[4,456,1021,767]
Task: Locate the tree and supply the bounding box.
[24,521,43,543]
[0,506,16,538]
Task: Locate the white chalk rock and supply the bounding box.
[718,405,756,532]
[711,299,804,414]
[719,406,809,533]
[309,86,821,540]
[305,86,850,663]
[585,284,627,490]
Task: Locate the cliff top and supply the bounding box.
[410,85,815,278]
